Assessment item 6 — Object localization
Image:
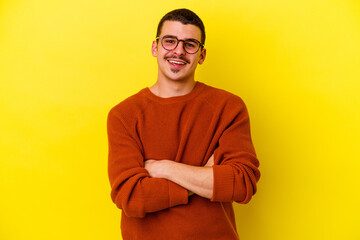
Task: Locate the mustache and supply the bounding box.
[164,55,190,64]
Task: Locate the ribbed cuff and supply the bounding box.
[211,165,234,202]
[168,181,189,207]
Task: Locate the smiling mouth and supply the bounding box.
[167,59,188,71]
[165,55,190,65]
[168,60,186,65]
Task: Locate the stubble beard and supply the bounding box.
[165,54,190,74]
[170,68,180,73]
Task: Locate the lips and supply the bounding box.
[168,60,186,65]
[166,58,188,69]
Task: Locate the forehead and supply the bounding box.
[160,20,201,40]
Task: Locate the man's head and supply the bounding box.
[152,9,207,83]
[156,8,206,45]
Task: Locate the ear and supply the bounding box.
[151,41,158,57]
[198,48,206,64]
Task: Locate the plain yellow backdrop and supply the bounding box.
[1,0,359,239]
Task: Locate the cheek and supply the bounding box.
[190,58,200,68]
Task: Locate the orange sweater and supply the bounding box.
[107,82,260,240]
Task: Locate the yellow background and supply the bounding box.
[1,0,359,239]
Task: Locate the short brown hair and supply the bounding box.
[156,8,206,45]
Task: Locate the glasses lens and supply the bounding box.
[162,36,178,50]
[160,36,201,54]
[184,40,200,54]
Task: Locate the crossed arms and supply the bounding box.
[107,100,260,218]
[144,154,215,199]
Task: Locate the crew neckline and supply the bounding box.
[141,81,206,104]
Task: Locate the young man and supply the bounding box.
[107,9,260,240]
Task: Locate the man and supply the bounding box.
[107,8,260,240]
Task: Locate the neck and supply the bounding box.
[149,79,196,98]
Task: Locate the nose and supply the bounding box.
[172,40,186,55]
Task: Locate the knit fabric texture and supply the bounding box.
[107,82,260,240]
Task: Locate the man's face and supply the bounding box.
[152,20,206,83]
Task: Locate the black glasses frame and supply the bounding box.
[156,35,204,54]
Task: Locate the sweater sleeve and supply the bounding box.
[211,100,260,203]
[107,109,189,218]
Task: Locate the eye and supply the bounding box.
[163,38,177,44]
[185,42,197,49]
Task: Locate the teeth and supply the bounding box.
[169,60,185,65]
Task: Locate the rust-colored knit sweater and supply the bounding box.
[107,82,260,240]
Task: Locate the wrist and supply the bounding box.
[161,160,176,179]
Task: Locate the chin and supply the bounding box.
[167,74,192,82]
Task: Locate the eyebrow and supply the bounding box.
[163,35,200,43]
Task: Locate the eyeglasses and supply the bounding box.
[156,35,204,54]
